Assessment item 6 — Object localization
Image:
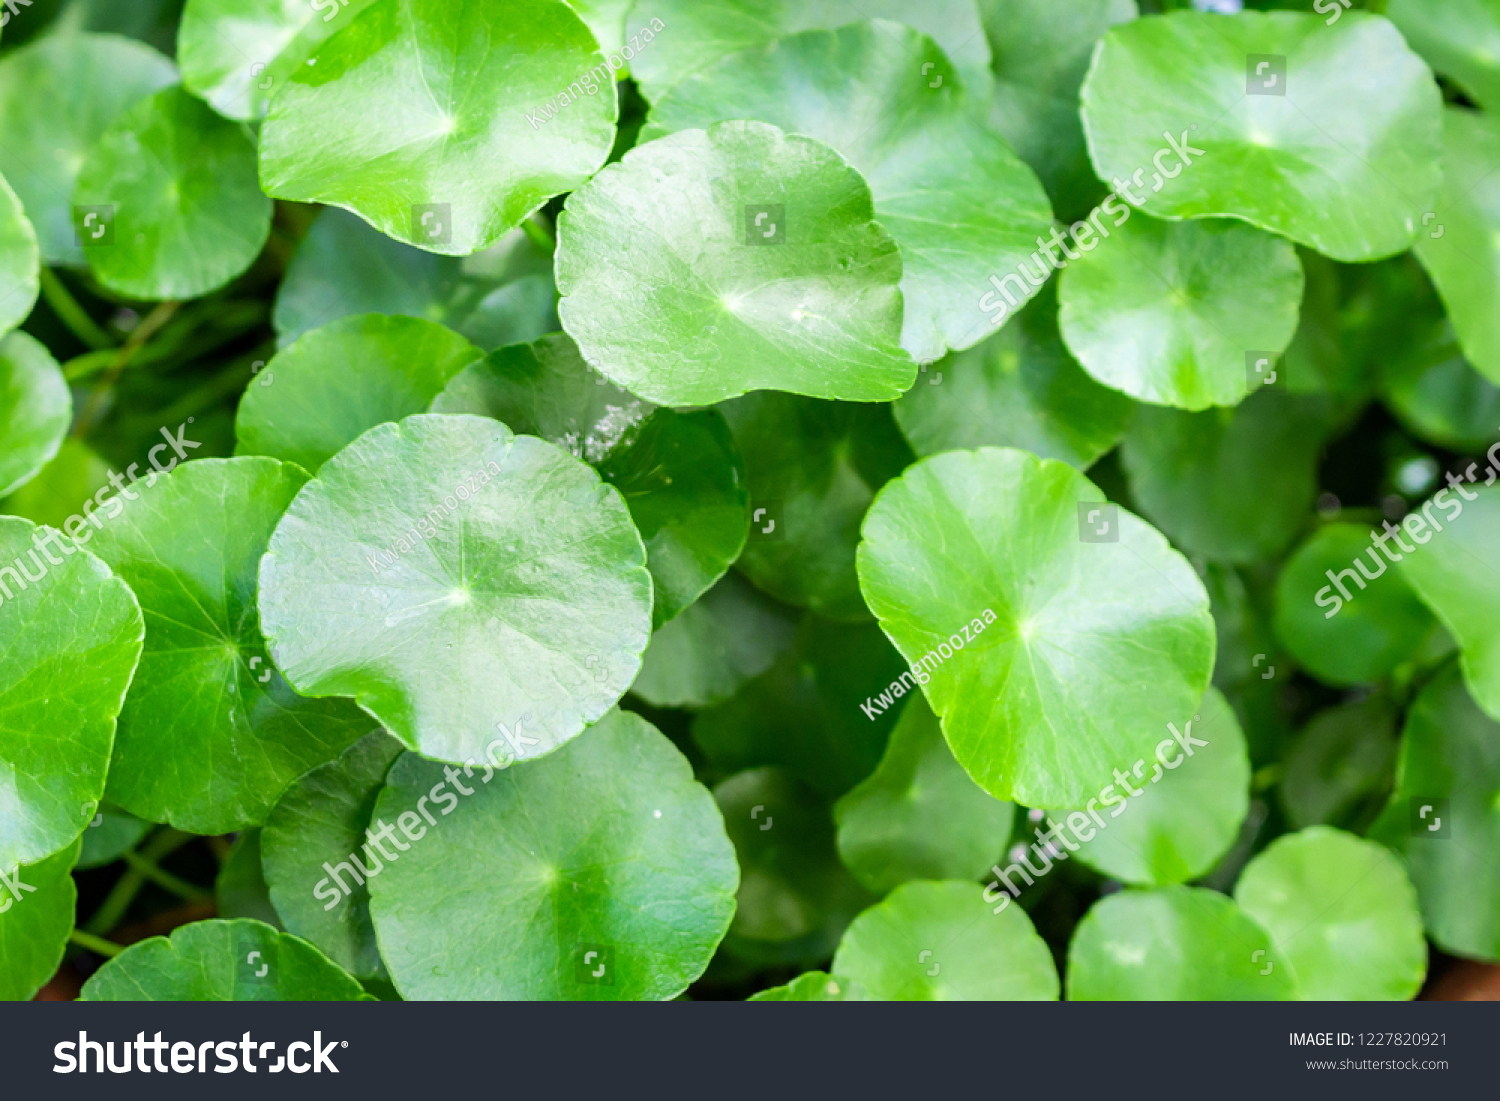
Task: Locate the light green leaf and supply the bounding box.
[749,971,869,1001]
[0,839,79,1001]
[856,447,1215,807]
[259,0,617,256]
[75,84,271,300]
[1,438,109,530]
[556,120,916,405]
[370,709,736,999]
[722,391,912,621]
[0,174,37,338]
[177,0,380,121]
[835,695,1014,896]
[570,0,631,56]
[1080,11,1442,262]
[1066,885,1297,1000]
[1280,698,1399,832]
[1058,213,1304,410]
[80,918,371,1000]
[77,813,150,869]
[0,34,177,265]
[643,20,1054,362]
[893,283,1134,469]
[262,728,403,982]
[1389,0,1500,112]
[260,414,652,765]
[431,333,747,625]
[0,332,70,499]
[1235,826,1426,1001]
[0,517,142,870]
[236,314,482,472]
[832,880,1058,1001]
[87,458,370,834]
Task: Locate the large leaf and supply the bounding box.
[0,839,79,1001]
[1389,0,1500,112]
[88,458,370,833]
[369,709,736,999]
[0,174,38,338]
[178,0,380,121]
[259,414,652,765]
[831,880,1058,1000]
[236,314,483,472]
[0,517,142,870]
[892,283,1133,470]
[1080,11,1442,262]
[261,728,403,982]
[0,34,177,265]
[0,332,70,498]
[1235,826,1426,1001]
[856,447,1216,807]
[75,85,271,300]
[834,696,1014,896]
[1066,886,1297,1000]
[623,0,992,103]
[431,334,747,625]
[258,0,617,256]
[1057,213,1304,410]
[556,120,916,405]
[643,20,1055,362]
[722,391,912,621]
[80,918,370,1000]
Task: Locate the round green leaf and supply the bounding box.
[431,334,747,625]
[178,0,380,121]
[1066,886,1298,1000]
[369,709,736,999]
[1389,0,1500,112]
[623,0,991,104]
[1369,666,1500,961]
[643,21,1055,363]
[1049,687,1248,887]
[1399,484,1500,717]
[260,414,652,764]
[0,34,177,265]
[1274,523,1437,686]
[1120,390,1328,562]
[893,283,1134,469]
[80,918,370,1000]
[258,0,617,256]
[1280,697,1400,832]
[215,829,283,928]
[835,695,1014,896]
[0,174,37,338]
[1080,10,1442,262]
[749,971,869,1001]
[236,314,483,472]
[1058,213,1304,410]
[630,572,797,709]
[75,84,271,300]
[87,458,370,833]
[1235,826,1426,1001]
[1381,324,1500,453]
[272,209,558,351]
[0,438,109,529]
[722,391,913,621]
[556,120,916,405]
[0,517,142,870]
[0,332,70,499]
[856,447,1216,807]
[262,728,403,982]
[832,880,1059,1001]
[77,812,150,869]
[0,839,79,1001]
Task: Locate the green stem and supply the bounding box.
[121,850,211,902]
[69,930,124,958]
[61,348,120,382]
[38,268,116,351]
[71,300,181,437]
[521,214,556,254]
[84,828,198,935]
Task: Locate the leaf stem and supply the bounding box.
[121,850,212,902]
[83,828,199,935]
[71,300,181,437]
[69,930,124,958]
[521,214,556,254]
[38,268,116,351]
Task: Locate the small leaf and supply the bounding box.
[1280,698,1399,832]
[258,0,617,255]
[0,839,79,1002]
[1080,11,1442,262]
[369,709,737,999]
[749,971,869,1001]
[215,829,284,929]
[77,813,150,870]
[832,880,1059,1000]
[856,447,1215,807]
[0,517,142,870]
[1057,214,1304,410]
[88,458,371,834]
[556,120,916,405]
[0,332,70,498]
[1235,826,1426,1000]
[80,918,371,1000]
[236,314,483,472]
[0,174,37,338]
[259,414,652,764]
[1066,885,1297,1000]
[1382,331,1500,454]
[835,695,1014,896]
